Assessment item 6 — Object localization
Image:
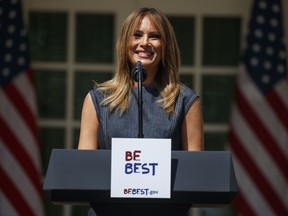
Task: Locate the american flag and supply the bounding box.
[0,0,44,215]
[228,0,288,215]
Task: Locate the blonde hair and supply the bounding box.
[97,7,181,114]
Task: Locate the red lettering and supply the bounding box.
[134,150,141,160]
[125,150,141,161]
[125,151,133,161]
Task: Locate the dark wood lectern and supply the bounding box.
[43,149,238,216]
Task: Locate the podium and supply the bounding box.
[43,149,238,216]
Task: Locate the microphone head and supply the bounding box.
[131,68,147,82]
[131,61,147,82]
[136,61,142,68]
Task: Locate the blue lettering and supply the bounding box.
[125,163,133,174]
[142,163,149,174]
[134,163,141,173]
[149,163,158,176]
[124,162,159,175]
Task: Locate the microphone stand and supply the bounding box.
[132,61,147,138]
[138,63,144,138]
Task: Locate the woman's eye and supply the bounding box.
[150,33,161,39]
[134,32,142,38]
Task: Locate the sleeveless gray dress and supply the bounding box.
[90,85,198,150]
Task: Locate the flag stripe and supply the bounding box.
[0,167,36,216]
[232,154,276,216]
[0,88,40,170]
[230,131,288,215]
[0,190,18,216]
[0,138,44,216]
[237,67,288,158]
[231,106,288,200]
[0,117,42,197]
[274,80,288,107]
[3,81,38,139]
[3,76,40,169]
[233,193,257,216]
[13,69,37,117]
[265,88,288,129]
[235,86,288,179]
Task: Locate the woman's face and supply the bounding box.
[128,16,162,73]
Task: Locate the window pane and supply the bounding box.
[34,70,67,119]
[40,127,65,175]
[200,206,237,216]
[180,74,194,89]
[44,196,63,216]
[29,12,67,62]
[169,16,195,65]
[202,17,241,66]
[204,132,228,151]
[76,14,114,63]
[202,75,236,123]
[72,206,90,216]
[202,132,237,215]
[74,71,113,119]
[40,127,65,216]
[73,128,80,149]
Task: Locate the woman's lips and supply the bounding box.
[136,51,154,57]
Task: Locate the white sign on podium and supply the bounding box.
[110,138,171,198]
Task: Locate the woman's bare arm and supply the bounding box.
[78,93,99,150]
[181,99,204,151]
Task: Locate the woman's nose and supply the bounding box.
[140,36,149,46]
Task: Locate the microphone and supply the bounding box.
[131,61,146,138]
[131,61,147,82]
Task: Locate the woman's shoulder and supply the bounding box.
[90,87,105,97]
[178,85,199,113]
[89,87,106,104]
